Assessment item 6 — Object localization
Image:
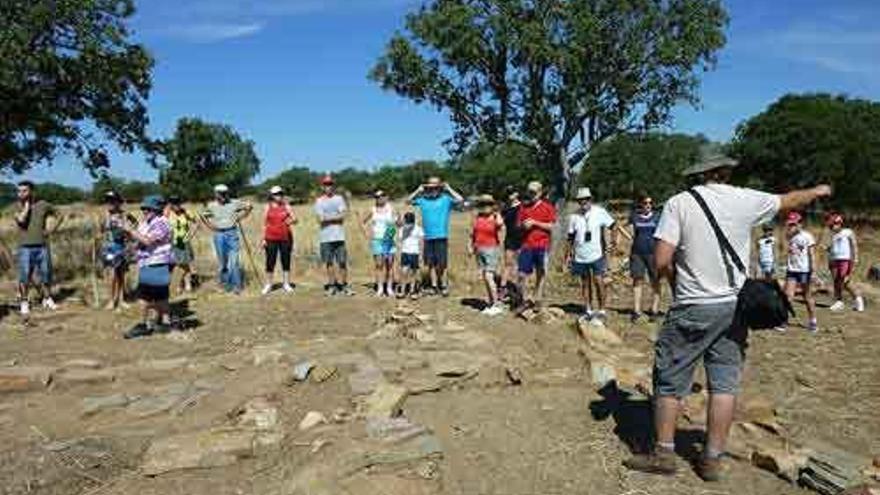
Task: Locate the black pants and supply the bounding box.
[265,240,292,273]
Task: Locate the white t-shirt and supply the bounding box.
[829,228,855,261]
[758,236,775,265]
[314,195,347,243]
[370,204,396,240]
[654,184,780,306]
[787,230,816,273]
[567,205,615,264]
[400,224,424,255]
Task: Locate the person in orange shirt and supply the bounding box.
[469,195,505,316]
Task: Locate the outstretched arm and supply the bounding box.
[779,185,832,212]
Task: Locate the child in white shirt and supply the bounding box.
[756,223,776,280]
[784,211,818,332]
[398,212,424,299]
[826,213,865,312]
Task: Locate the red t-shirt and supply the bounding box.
[517,200,556,249]
[472,215,500,249]
[264,203,294,242]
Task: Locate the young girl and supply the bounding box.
[262,185,297,295]
[168,196,198,293]
[470,195,505,316]
[100,191,135,310]
[827,213,865,312]
[783,211,818,333]
[756,223,777,281]
[398,212,424,299]
[363,191,398,297]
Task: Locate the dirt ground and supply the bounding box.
[0,207,878,495]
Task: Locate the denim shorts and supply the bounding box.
[370,238,396,258]
[653,301,743,398]
[18,245,52,285]
[476,247,501,272]
[759,261,775,277]
[320,241,347,267]
[517,248,547,275]
[786,271,811,285]
[401,253,420,271]
[572,257,606,277]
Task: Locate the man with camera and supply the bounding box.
[565,187,615,325]
[623,152,831,482]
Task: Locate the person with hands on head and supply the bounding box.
[516,181,556,308]
[623,149,832,482]
[565,187,615,325]
[200,184,253,294]
[168,195,198,294]
[14,181,64,317]
[123,195,174,339]
[314,175,354,297]
[469,194,505,316]
[262,185,297,295]
[407,176,464,297]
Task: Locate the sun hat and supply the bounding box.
[682,145,740,176]
[140,195,165,212]
[269,185,284,195]
[425,177,443,188]
[575,187,592,200]
[320,175,335,186]
[785,211,803,225]
[214,184,229,194]
[374,190,386,198]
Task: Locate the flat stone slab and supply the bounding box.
[0,366,54,394]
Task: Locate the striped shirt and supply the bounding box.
[137,216,173,267]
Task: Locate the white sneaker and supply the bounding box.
[854,297,865,312]
[42,298,57,311]
[482,304,504,317]
[829,301,845,312]
[282,283,294,293]
[773,326,788,333]
[261,284,273,295]
[20,301,30,316]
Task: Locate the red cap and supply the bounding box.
[785,211,803,225]
[320,175,335,186]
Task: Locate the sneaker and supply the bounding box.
[623,449,678,476]
[339,285,355,297]
[261,284,273,296]
[594,310,608,321]
[42,298,57,311]
[697,456,724,482]
[124,323,154,340]
[324,285,337,297]
[854,296,865,312]
[20,301,30,317]
[773,325,788,333]
[829,300,845,312]
[482,304,505,317]
[439,286,450,298]
[807,319,819,333]
[578,310,594,324]
[282,283,294,293]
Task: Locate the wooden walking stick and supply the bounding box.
[237,222,265,288]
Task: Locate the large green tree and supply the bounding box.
[731,94,880,209]
[580,132,707,201]
[259,166,319,204]
[450,141,548,198]
[0,0,154,173]
[156,118,261,201]
[370,0,728,198]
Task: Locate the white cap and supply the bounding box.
[269,185,283,195]
[575,187,592,200]
[214,184,229,194]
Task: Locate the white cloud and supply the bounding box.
[164,22,265,43]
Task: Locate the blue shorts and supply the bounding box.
[138,264,171,302]
[371,238,396,258]
[786,271,811,285]
[401,253,420,271]
[759,261,775,277]
[518,248,547,275]
[18,245,52,285]
[572,258,606,277]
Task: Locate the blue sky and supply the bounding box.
[12,0,880,187]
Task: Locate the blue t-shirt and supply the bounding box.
[414,194,455,240]
[630,210,660,256]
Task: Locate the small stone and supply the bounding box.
[310,365,338,383]
[416,460,439,480]
[505,367,523,386]
[82,394,131,416]
[62,359,103,370]
[0,367,54,393]
[56,368,116,386]
[139,358,189,372]
[291,361,315,382]
[310,438,330,454]
[364,384,409,419]
[233,397,279,431]
[299,411,327,431]
[366,416,427,443]
[332,408,351,423]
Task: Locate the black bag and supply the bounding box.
[687,189,794,335]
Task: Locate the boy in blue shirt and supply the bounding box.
[408,177,464,296]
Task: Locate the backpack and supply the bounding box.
[687,190,794,341]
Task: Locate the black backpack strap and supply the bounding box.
[687,189,747,287]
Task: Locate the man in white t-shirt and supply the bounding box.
[624,152,831,482]
[565,187,615,323]
[783,211,818,332]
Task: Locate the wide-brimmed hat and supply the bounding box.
[140,195,165,212]
[425,177,443,188]
[214,184,229,194]
[320,175,335,186]
[575,187,592,200]
[269,185,284,195]
[682,150,739,176]
[785,211,803,225]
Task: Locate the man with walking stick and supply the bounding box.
[200,184,253,294]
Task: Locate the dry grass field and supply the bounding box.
[0,197,878,495]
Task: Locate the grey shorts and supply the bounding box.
[320,241,347,267]
[476,247,500,272]
[653,301,743,398]
[629,252,657,282]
